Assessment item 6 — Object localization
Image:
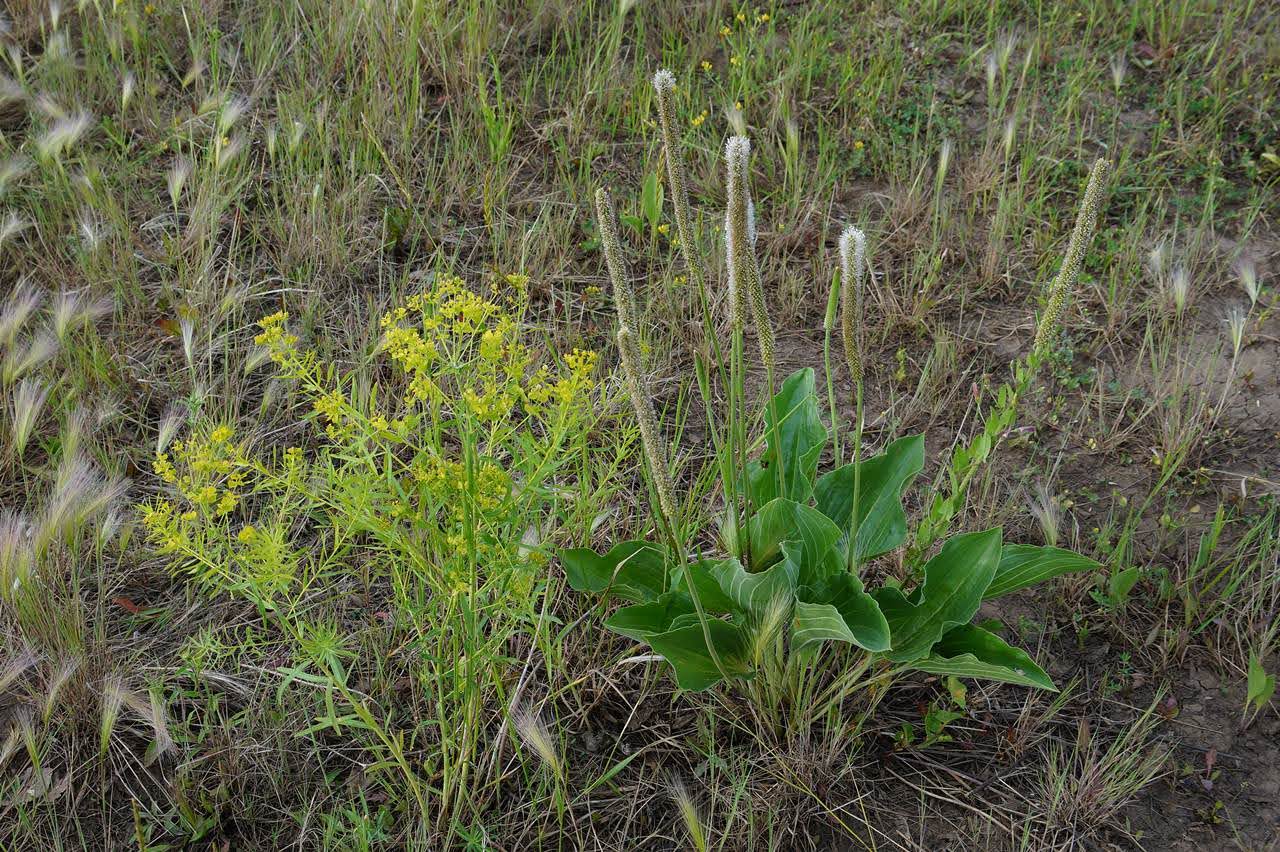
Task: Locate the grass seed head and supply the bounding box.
[11,377,49,458]
[669,778,708,852]
[35,111,92,163]
[0,209,30,251]
[1235,257,1259,306]
[512,709,562,780]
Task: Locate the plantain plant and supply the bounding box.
[563,69,1107,712]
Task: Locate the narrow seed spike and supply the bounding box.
[1033,159,1110,356]
[838,226,867,384]
[724,136,774,372]
[651,69,708,298]
[593,187,638,331]
[617,327,679,530]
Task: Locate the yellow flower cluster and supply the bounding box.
[152,424,248,519]
[254,311,299,367]
[377,274,597,423]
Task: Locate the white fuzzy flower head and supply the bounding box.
[0,210,30,249]
[651,68,675,94]
[725,136,752,200]
[1224,305,1246,356]
[937,138,954,182]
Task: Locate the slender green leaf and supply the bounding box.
[985,544,1100,600]
[907,623,1055,690]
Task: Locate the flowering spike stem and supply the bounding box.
[651,70,707,300]
[838,226,868,570]
[724,136,784,504]
[1033,158,1110,359]
[724,137,775,374]
[594,187,638,332]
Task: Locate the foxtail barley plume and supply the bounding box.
[11,377,48,457]
[52,290,109,341]
[0,281,41,347]
[617,327,679,530]
[121,71,135,111]
[0,156,30,197]
[0,210,29,251]
[838,226,867,384]
[1169,264,1191,314]
[167,156,191,208]
[99,674,127,755]
[724,136,775,371]
[512,709,563,780]
[35,111,91,163]
[1225,305,1246,357]
[1109,53,1127,92]
[1033,158,1109,355]
[3,332,59,385]
[669,778,709,852]
[1235,258,1258,307]
[594,187,639,331]
[651,69,707,295]
[217,95,250,135]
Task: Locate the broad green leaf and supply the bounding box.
[792,572,890,654]
[985,544,1100,600]
[814,435,924,561]
[710,554,796,613]
[746,498,843,581]
[907,623,1055,690]
[746,368,828,505]
[873,528,1002,662]
[606,592,695,642]
[648,621,751,691]
[559,541,667,603]
[668,558,737,614]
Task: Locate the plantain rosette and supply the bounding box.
[562,369,1097,691]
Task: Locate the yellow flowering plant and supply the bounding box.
[141,272,600,823]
